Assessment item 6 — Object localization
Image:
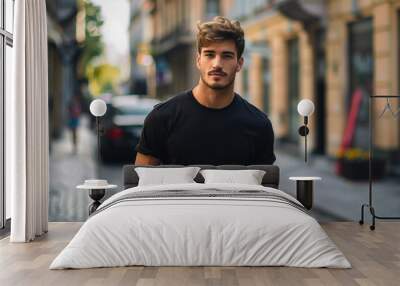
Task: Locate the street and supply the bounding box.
[49,116,124,222]
[49,115,400,223]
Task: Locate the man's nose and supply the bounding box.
[212,56,222,68]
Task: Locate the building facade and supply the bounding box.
[229,0,324,157]
[232,0,400,166]
[47,0,82,139]
[129,0,148,95]
[325,0,400,163]
[131,0,400,171]
[131,0,225,98]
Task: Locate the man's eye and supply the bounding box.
[205,54,213,57]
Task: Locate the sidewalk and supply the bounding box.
[49,116,96,221]
[276,149,400,223]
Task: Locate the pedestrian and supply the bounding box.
[68,95,82,154]
[135,16,275,166]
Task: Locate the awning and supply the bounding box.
[275,0,326,29]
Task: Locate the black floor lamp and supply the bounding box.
[289,99,320,210]
[84,98,108,214]
[89,99,107,169]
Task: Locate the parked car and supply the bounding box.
[99,95,160,163]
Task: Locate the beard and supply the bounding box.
[200,72,236,90]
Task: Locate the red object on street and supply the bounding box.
[335,88,363,175]
[106,127,124,140]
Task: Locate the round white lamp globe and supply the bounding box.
[297,99,315,116]
[90,99,107,117]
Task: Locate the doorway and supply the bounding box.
[348,18,373,150]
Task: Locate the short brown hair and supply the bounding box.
[196,16,245,59]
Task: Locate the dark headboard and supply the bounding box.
[123,165,280,189]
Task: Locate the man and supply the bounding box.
[135,16,275,166]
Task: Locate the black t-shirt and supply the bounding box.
[135,90,276,165]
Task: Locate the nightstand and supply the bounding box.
[77,180,117,215]
[289,177,321,210]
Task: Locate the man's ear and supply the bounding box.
[236,57,244,72]
[196,52,201,69]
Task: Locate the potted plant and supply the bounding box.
[336,148,386,181]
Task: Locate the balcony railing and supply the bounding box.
[150,23,193,55]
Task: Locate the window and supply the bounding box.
[262,57,270,114]
[1,0,14,230]
[229,0,270,19]
[5,0,14,33]
[205,0,219,19]
[348,18,373,150]
[398,10,400,158]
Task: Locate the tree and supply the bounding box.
[77,0,104,79]
[86,63,121,96]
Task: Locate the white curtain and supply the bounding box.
[7,0,49,242]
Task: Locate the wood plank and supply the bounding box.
[0,222,399,286]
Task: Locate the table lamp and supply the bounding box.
[297,99,315,162]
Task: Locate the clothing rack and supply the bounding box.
[359,95,400,230]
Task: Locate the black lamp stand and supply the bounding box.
[298,116,310,162]
[88,117,106,215]
[88,189,105,215]
[95,116,105,175]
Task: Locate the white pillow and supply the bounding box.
[135,167,201,186]
[200,169,266,185]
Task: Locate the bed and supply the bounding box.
[50,165,351,269]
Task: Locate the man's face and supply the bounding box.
[196,40,243,90]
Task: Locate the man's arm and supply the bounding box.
[134,106,167,165]
[134,152,161,165]
[256,119,276,165]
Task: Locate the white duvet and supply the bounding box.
[50,183,351,269]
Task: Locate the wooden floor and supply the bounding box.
[0,222,399,286]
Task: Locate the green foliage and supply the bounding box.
[86,64,120,96]
[78,0,104,78]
